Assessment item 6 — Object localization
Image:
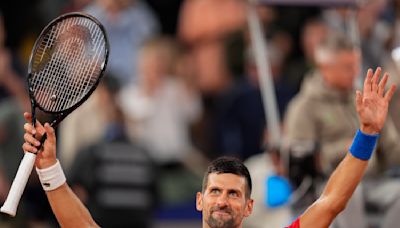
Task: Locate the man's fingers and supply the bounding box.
[355,90,362,111]
[23,112,32,123]
[371,67,381,92]
[377,73,389,96]
[35,120,45,130]
[363,68,373,93]
[23,112,46,136]
[384,84,397,102]
[24,123,36,135]
[22,142,38,154]
[24,133,41,147]
[44,123,55,145]
[32,120,45,139]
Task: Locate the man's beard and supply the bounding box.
[206,206,236,228]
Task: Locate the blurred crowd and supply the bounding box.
[1,0,400,227]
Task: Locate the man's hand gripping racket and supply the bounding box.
[0,12,109,216]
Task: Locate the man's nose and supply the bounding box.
[216,194,229,207]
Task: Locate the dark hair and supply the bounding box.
[202,156,252,198]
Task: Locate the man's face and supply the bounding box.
[321,50,361,91]
[196,173,253,228]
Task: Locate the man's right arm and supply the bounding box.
[45,183,98,228]
[22,113,99,228]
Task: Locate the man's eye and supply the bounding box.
[229,192,238,197]
[210,189,220,194]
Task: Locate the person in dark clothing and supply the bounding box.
[68,78,158,228]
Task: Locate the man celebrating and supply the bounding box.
[20,67,396,227]
[196,156,254,228]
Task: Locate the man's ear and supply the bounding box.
[244,198,254,217]
[196,192,203,211]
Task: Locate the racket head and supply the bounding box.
[27,12,109,114]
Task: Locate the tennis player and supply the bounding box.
[22,67,396,228]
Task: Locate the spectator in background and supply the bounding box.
[179,0,290,161]
[118,36,202,166]
[178,0,246,95]
[68,77,157,228]
[179,0,264,159]
[322,0,390,74]
[285,31,400,228]
[118,36,203,205]
[85,0,159,85]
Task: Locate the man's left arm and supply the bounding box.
[296,68,396,228]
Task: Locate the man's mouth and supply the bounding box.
[212,210,231,217]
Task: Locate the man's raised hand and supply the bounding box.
[356,67,396,134]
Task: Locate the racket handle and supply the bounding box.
[1,152,36,217]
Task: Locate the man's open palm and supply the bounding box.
[356,67,396,134]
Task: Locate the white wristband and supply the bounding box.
[36,160,66,191]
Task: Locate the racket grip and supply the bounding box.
[1,152,36,217]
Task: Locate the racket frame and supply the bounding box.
[1,12,109,217]
[27,12,109,127]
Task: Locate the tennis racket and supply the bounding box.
[0,12,109,216]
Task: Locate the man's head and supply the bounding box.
[197,157,254,228]
[137,37,181,93]
[315,32,361,91]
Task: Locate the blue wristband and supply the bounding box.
[349,129,379,160]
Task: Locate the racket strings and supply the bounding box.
[30,16,106,112]
[33,18,82,110]
[43,21,77,110]
[59,17,91,107]
[46,17,95,110]
[69,19,103,108]
[33,25,62,102]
